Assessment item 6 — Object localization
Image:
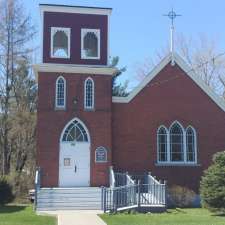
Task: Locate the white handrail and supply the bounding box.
[148,172,160,185]
[109,166,115,188]
[126,174,135,185]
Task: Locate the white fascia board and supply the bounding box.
[33,63,118,81]
[112,54,172,103]
[173,53,225,112]
[40,5,112,16]
[112,52,225,112]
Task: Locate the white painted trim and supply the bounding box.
[60,117,91,143]
[112,53,225,113]
[157,126,169,163]
[50,27,71,59]
[169,121,186,163]
[55,76,66,109]
[84,77,95,110]
[33,64,118,80]
[186,126,198,164]
[81,29,100,60]
[157,121,198,165]
[40,5,112,16]
[59,117,91,187]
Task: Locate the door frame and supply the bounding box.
[58,117,91,187]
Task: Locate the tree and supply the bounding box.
[134,34,225,100]
[0,0,36,175]
[200,151,225,213]
[109,56,129,97]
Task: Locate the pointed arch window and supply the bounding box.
[62,120,88,142]
[84,78,94,110]
[51,27,71,58]
[156,121,197,165]
[56,76,66,108]
[186,127,196,162]
[81,29,100,59]
[157,126,168,162]
[170,122,184,162]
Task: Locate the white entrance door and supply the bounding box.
[59,142,90,187]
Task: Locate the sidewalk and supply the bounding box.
[39,210,107,225]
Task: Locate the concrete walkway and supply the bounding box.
[39,210,107,225]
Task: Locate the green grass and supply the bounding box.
[0,205,56,225]
[100,208,225,225]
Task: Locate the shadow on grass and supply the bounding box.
[167,208,187,214]
[0,205,26,213]
[211,213,225,217]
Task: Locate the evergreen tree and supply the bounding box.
[200,151,225,213]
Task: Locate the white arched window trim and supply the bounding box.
[81,28,100,60]
[157,125,169,163]
[84,77,95,110]
[55,76,66,109]
[186,126,197,164]
[169,121,186,163]
[51,27,71,59]
[157,121,197,165]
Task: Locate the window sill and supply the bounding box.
[51,55,70,59]
[155,162,201,167]
[84,108,95,112]
[55,107,66,111]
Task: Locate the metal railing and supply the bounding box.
[34,167,41,210]
[102,181,166,213]
[109,166,115,188]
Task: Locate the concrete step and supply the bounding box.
[36,187,102,211]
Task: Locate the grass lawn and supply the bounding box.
[100,208,225,225]
[0,205,56,225]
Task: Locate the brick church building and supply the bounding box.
[34,4,225,193]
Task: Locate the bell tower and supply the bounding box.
[40,4,112,65]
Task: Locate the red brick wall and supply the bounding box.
[112,63,225,192]
[37,72,112,187]
[43,12,108,65]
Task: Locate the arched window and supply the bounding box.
[51,27,70,58]
[84,78,94,110]
[170,122,184,162]
[157,126,168,162]
[81,29,100,59]
[56,76,66,108]
[62,120,88,142]
[186,127,196,162]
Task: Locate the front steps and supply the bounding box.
[36,187,102,211]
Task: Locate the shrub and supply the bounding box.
[0,176,14,205]
[200,151,225,213]
[168,185,196,208]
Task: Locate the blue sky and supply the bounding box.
[26,0,225,87]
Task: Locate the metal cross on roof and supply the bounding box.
[163,9,181,27]
[163,9,182,65]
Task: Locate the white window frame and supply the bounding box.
[84,77,95,110]
[157,126,169,163]
[81,28,101,60]
[51,27,71,59]
[55,76,66,109]
[186,126,197,164]
[156,121,197,165]
[95,146,108,163]
[169,121,185,163]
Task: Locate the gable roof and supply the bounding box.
[112,53,225,112]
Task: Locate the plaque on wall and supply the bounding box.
[95,146,107,163]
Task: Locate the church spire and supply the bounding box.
[164,9,181,66]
